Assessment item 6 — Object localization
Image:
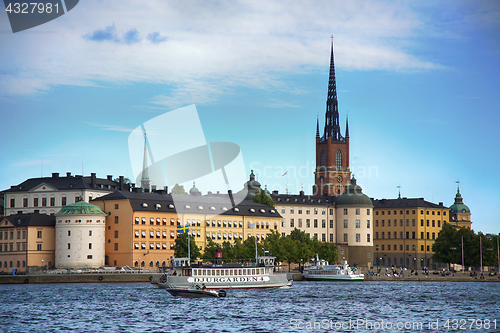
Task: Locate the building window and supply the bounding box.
[290,207,294,214]
[23,198,28,207]
[343,233,348,243]
[427,246,430,252]
[299,219,303,228]
[322,209,326,215]
[367,234,370,242]
[432,232,435,240]
[343,220,348,228]
[330,234,334,242]
[87,255,93,259]
[336,150,342,170]
[281,219,286,227]
[10,198,15,207]
[37,244,42,251]
[412,232,415,239]
[75,196,80,203]
[33,198,38,207]
[281,207,285,214]
[375,232,378,239]
[355,219,360,228]
[314,219,318,228]
[67,243,71,249]
[438,221,441,227]
[367,220,370,228]
[329,220,334,228]
[50,197,55,207]
[42,197,47,206]
[306,208,310,215]
[62,197,66,206]
[432,220,435,227]
[381,232,385,239]
[298,207,302,214]
[388,220,391,227]
[115,216,119,224]
[115,204,119,209]
[381,245,384,251]
[37,231,42,238]
[320,149,326,166]
[355,208,360,215]
[89,243,92,249]
[89,230,92,236]
[290,219,294,228]
[314,208,318,215]
[343,208,348,215]
[381,220,384,227]
[321,220,326,228]
[355,234,360,242]
[114,243,118,251]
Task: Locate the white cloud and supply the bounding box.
[0,0,452,101]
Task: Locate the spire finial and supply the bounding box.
[316,116,320,138]
[141,129,150,190]
[323,36,344,142]
[456,180,460,192]
[397,185,401,199]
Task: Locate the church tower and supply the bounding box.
[313,38,351,196]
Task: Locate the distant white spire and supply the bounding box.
[141,129,150,190]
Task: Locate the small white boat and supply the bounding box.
[165,285,226,298]
[303,259,364,281]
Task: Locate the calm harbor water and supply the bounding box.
[0,281,499,333]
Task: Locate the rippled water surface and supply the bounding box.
[0,281,499,332]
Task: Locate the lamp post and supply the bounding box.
[450,247,457,272]
[41,259,44,273]
[412,245,417,270]
[375,245,380,272]
[138,258,141,273]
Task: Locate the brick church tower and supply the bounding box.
[313,39,351,196]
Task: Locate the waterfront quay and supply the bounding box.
[0,270,160,284]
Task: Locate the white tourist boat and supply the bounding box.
[153,256,292,290]
[303,259,364,281]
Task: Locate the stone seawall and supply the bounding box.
[0,273,161,284]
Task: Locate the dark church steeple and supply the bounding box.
[322,37,345,143]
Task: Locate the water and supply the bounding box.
[0,281,499,332]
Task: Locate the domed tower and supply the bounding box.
[242,170,262,200]
[189,182,202,196]
[449,184,471,229]
[55,200,107,269]
[335,176,373,267]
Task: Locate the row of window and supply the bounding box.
[0,242,27,252]
[280,207,331,215]
[13,196,82,208]
[193,268,266,276]
[0,230,26,240]
[64,243,95,250]
[134,260,168,268]
[377,244,432,252]
[342,233,371,243]
[134,243,174,250]
[60,230,95,237]
[375,231,437,240]
[375,210,446,216]
[343,219,370,229]
[0,260,26,268]
[286,219,332,229]
[375,219,442,228]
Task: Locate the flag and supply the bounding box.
[282,170,288,177]
[248,222,256,228]
[177,224,189,233]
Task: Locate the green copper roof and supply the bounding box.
[449,189,470,214]
[56,201,107,216]
[335,176,373,207]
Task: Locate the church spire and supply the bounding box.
[141,129,150,190]
[345,115,349,138]
[323,36,344,142]
[316,116,320,138]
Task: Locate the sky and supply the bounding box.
[0,0,499,233]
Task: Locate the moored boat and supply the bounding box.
[303,259,364,281]
[153,256,292,290]
[165,285,226,298]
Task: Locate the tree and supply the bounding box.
[113,177,131,184]
[202,237,219,261]
[317,242,337,264]
[432,223,458,269]
[171,184,187,195]
[252,189,275,207]
[173,233,201,261]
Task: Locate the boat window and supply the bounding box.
[221,270,225,276]
[216,270,220,276]
[252,269,255,275]
[242,269,246,275]
[193,269,197,276]
[229,270,233,276]
[225,270,229,276]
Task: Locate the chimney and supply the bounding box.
[152,185,157,191]
[66,172,71,177]
[272,190,278,195]
[300,190,304,196]
[119,176,124,191]
[52,173,59,178]
[91,173,96,188]
[107,175,113,181]
[228,190,236,208]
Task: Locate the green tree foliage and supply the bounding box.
[202,237,219,260]
[173,233,201,261]
[171,183,187,195]
[252,189,275,207]
[433,223,499,269]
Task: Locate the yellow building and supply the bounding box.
[372,198,448,270]
[92,190,281,269]
[0,213,55,273]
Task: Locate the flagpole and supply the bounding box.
[187,222,190,265]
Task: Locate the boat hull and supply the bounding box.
[303,275,364,282]
[156,274,292,289]
[166,288,222,298]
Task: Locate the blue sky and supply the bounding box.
[0,0,499,233]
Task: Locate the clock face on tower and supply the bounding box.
[337,175,343,183]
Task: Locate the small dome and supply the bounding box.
[56,201,107,216]
[189,182,201,196]
[449,189,470,214]
[335,176,372,207]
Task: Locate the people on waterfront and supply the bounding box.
[202,283,206,290]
